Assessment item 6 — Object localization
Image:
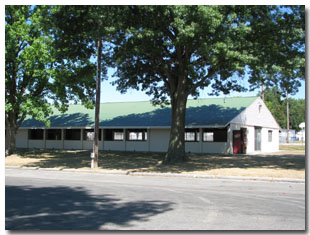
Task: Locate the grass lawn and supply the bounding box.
[5,147,305,179]
[279,144,305,151]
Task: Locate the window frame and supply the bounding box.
[268,130,273,142]
[113,131,124,141]
[28,129,44,140]
[104,129,124,141]
[184,128,200,142]
[83,129,102,141]
[126,129,148,141]
[46,129,62,140]
[64,129,81,141]
[203,132,214,142]
[203,128,227,142]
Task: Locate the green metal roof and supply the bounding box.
[21,96,258,128]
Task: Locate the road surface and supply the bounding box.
[5,168,305,230]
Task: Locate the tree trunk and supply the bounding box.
[93,39,102,168]
[261,82,264,101]
[163,93,188,164]
[6,122,17,156]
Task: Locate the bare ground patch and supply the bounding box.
[5,147,305,179]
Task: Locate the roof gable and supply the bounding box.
[21,96,258,128]
[230,97,280,129]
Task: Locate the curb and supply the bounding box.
[5,166,305,183]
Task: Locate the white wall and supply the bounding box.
[28,140,45,149]
[64,140,82,150]
[261,128,279,152]
[229,97,280,153]
[16,125,279,154]
[15,128,233,154]
[126,141,149,152]
[46,140,62,149]
[82,140,103,150]
[230,98,280,129]
[246,126,255,153]
[185,142,200,153]
[16,129,28,148]
[202,142,228,154]
[230,123,279,153]
[104,141,126,151]
[149,129,170,152]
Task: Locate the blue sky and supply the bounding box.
[100,69,306,103]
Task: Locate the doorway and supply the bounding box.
[255,127,262,151]
[233,128,247,154]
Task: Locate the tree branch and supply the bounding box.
[16,113,27,129]
[187,65,218,95]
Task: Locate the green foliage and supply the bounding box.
[6,6,54,126]
[262,87,305,131]
[289,98,305,131]
[5,5,97,129]
[111,6,304,104]
[109,6,305,162]
[247,6,305,97]
[112,6,255,105]
[263,87,286,129]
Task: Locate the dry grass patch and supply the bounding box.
[279,144,305,151]
[186,168,304,179]
[5,149,305,179]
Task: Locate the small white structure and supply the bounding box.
[279,129,297,143]
[15,96,280,154]
[296,122,305,142]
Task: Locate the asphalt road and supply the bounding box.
[5,168,305,230]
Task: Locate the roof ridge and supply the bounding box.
[66,96,259,106]
[22,96,259,128]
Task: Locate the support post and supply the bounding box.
[44,129,46,149]
[93,39,102,168]
[199,128,203,153]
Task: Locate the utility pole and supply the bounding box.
[93,39,102,168]
[261,82,264,101]
[286,90,290,144]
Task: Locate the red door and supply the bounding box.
[233,129,247,154]
[233,130,241,154]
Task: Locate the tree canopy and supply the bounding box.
[110,5,305,163]
[112,6,253,103]
[5,5,97,154]
[263,87,305,131]
[247,6,305,97]
[5,5,305,161]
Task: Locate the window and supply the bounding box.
[258,104,262,113]
[83,129,102,141]
[65,129,81,140]
[185,128,200,142]
[46,129,62,140]
[114,131,124,140]
[268,130,272,142]
[28,129,44,140]
[104,129,124,141]
[203,132,214,142]
[127,129,147,141]
[203,128,227,142]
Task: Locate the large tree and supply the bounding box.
[111,6,300,164]
[263,87,286,128]
[263,87,305,132]
[5,5,96,155]
[289,98,305,132]
[51,6,118,167]
[253,6,305,142]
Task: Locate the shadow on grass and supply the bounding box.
[14,149,305,173]
[6,184,173,230]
